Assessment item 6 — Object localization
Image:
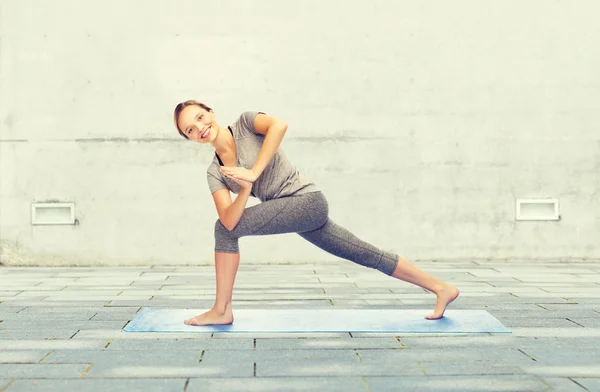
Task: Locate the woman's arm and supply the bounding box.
[220,113,288,183]
[222,186,253,231]
[251,113,288,178]
[213,185,254,231]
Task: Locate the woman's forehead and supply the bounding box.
[179,105,204,126]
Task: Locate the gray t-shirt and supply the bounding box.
[206,111,320,202]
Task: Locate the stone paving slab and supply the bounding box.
[0,351,49,363]
[71,329,213,340]
[0,339,108,351]
[541,377,589,391]
[256,358,424,377]
[4,379,187,392]
[521,364,600,377]
[186,377,367,392]
[0,320,128,330]
[0,329,80,340]
[106,338,251,350]
[516,347,600,365]
[511,327,600,337]
[6,311,98,321]
[84,362,253,378]
[41,349,204,365]
[574,378,600,391]
[0,363,90,378]
[418,361,527,376]
[364,375,551,391]
[355,348,533,365]
[255,337,403,350]
[569,318,600,327]
[492,317,582,328]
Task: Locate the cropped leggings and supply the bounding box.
[214,191,399,276]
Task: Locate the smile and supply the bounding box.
[201,126,211,139]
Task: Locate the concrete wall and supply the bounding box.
[1,0,599,266]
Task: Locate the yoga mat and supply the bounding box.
[124,308,510,334]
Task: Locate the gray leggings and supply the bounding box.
[214,191,399,276]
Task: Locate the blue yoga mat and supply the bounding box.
[124,308,510,334]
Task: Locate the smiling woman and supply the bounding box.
[172,100,460,327]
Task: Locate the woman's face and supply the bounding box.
[177,105,218,143]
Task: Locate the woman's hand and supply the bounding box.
[220,167,255,190]
[220,167,258,183]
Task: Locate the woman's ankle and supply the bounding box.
[212,301,232,315]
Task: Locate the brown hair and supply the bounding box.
[173,100,213,140]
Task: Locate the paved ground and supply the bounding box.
[1,260,599,391]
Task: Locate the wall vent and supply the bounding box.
[31,202,75,225]
[515,198,559,221]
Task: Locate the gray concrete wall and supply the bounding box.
[1,0,599,266]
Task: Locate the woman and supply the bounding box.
[173,100,459,326]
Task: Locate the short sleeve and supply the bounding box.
[238,111,266,136]
[207,170,228,194]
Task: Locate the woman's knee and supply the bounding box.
[214,219,240,253]
[214,219,231,236]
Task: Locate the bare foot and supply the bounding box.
[425,284,460,320]
[184,308,234,326]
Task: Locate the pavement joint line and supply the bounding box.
[361,376,372,392]
[69,330,80,339]
[183,378,190,391]
[566,318,585,327]
[38,349,54,363]
[122,320,131,329]
[569,377,590,390]
[533,375,552,389]
[416,361,427,375]
[104,339,112,349]
[88,313,98,321]
[198,349,205,362]
[354,350,362,361]
[517,348,537,362]
[253,362,257,377]
[80,363,94,378]
[253,339,256,349]
[395,337,407,348]
[0,379,15,392]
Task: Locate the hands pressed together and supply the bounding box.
[220,166,257,189]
